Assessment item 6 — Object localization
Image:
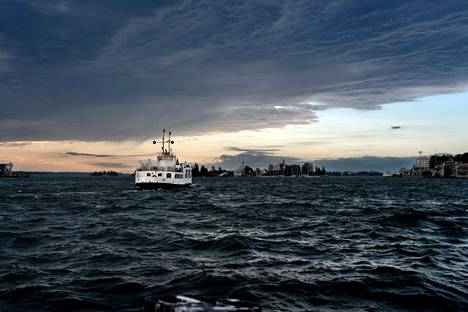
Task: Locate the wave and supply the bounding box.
[1,176,467,311]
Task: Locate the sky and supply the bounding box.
[1,0,468,172]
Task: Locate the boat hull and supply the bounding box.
[135,170,192,189]
[136,182,191,190]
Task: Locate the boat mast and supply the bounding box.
[152,129,175,156]
[153,129,168,155]
[168,131,172,155]
[162,129,166,154]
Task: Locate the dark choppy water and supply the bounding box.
[1,176,467,311]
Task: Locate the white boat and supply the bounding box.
[383,170,395,177]
[135,130,192,189]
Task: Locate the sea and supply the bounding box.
[0,175,467,311]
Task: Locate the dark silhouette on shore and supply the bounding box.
[91,170,119,176]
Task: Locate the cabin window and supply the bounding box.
[175,174,184,179]
[147,173,151,177]
[166,173,172,178]
[158,173,162,177]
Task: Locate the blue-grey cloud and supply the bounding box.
[214,152,416,172]
[313,156,417,172]
[214,152,303,170]
[1,0,468,141]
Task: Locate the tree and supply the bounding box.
[454,153,468,163]
[244,165,254,176]
[430,155,450,169]
[193,163,200,176]
[315,167,321,176]
[315,166,326,176]
[321,166,327,176]
[200,165,209,176]
[302,162,313,176]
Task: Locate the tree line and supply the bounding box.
[429,153,468,169]
[191,162,327,177]
[192,163,230,177]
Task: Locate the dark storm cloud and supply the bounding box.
[65,152,114,158]
[1,0,468,141]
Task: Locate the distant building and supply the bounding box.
[234,161,247,177]
[399,167,412,177]
[440,160,456,178]
[233,167,245,177]
[415,157,430,170]
[455,164,468,179]
[401,152,468,179]
[0,162,13,177]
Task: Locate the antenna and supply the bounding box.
[162,129,166,153]
[168,131,172,154]
[152,129,175,155]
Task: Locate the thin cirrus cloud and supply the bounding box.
[0,141,32,147]
[1,0,468,141]
[64,152,151,158]
[226,147,283,153]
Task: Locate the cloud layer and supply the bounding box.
[214,149,416,172]
[215,150,303,170]
[313,156,417,172]
[64,151,150,158]
[1,0,468,141]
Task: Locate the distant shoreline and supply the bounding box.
[4,172,467,179]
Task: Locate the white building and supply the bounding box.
[415,157,430,170]
[234,165,247,177]
[455,164,468,178]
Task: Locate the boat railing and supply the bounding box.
[137,163,183,173]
